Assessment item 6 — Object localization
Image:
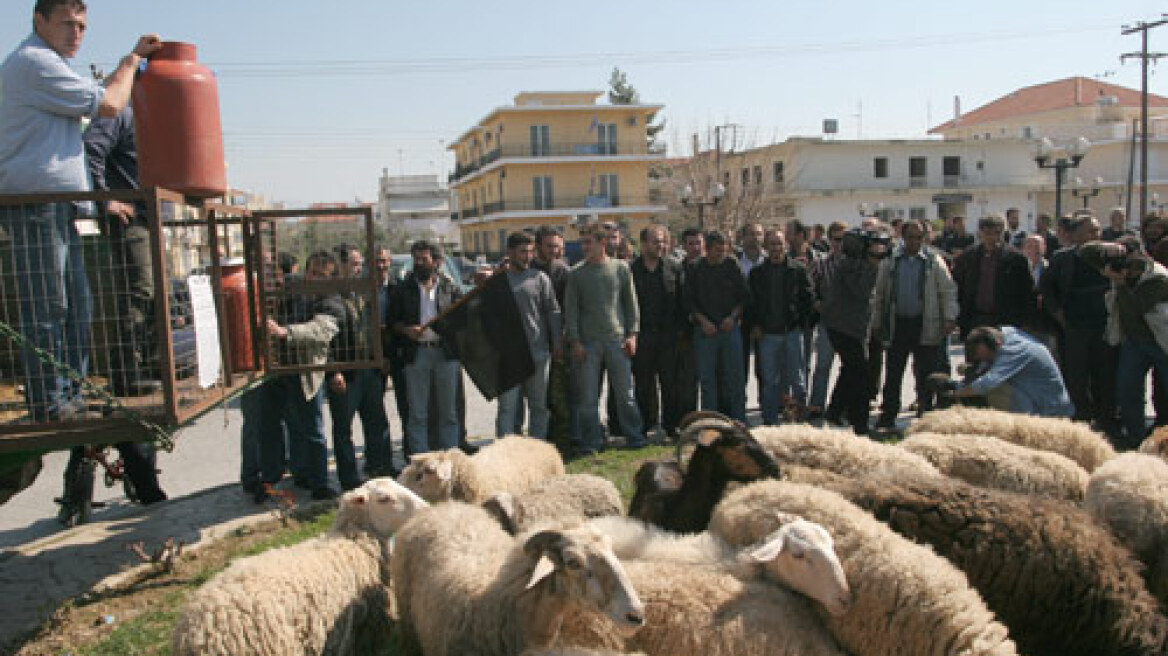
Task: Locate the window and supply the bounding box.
[741,168,750,186]
[909,157,927,187]
[942,157,961,186]
[873,157,888,179]
[533,176,554,210]
[909,207,927,220]
[498,229,507,254]
[723,171,731,186]
[752,165,762,186]
[598,123,618,154]
[530,125,550,156]
[597,174,619,206]
[1021,126,1033,139]
[773,161,785,184]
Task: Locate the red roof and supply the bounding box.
[929,76,1168,134]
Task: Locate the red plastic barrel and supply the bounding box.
[218,263,257,372]
[132,41,227,198]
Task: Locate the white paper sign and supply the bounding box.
[187,274,222,389]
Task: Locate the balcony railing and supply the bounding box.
[449,140,663,182]
[455,195,661,217]
[909,176,928,188]
[942,174,961,187]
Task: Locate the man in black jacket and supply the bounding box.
[631,224,685,438]
[952,214,1035,339]
[687,230,750,422]
[389,241,463,455]
[748,229,815,425]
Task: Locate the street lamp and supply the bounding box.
[1034,137,1090,220]
[681,182,726,229]
[1071,176,1104,210]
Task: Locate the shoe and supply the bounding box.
[459,440,480,456]
[241,480,261,496]
[875,415,897,431]
[622,439,650,450]
[293,477,311,490]
[311,486,339,501]
[253,486,271,504]
[568,448,597,461]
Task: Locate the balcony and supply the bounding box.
[448,140,662,183]
[464,195,661,216]
[942,174,961,188]
[909,176,928,188]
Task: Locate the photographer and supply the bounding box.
[952,326,1073,417]
[1079,239,1168,449]
[820,226,888,435]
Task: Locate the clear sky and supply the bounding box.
[1,1,1163,206]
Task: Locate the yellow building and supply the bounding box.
[448,91,667,257]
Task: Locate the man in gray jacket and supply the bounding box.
[871,220,958,429]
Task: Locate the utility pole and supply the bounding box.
[1121,14,1167,224]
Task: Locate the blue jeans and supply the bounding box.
[261,375,328,489]
[573,338,644,453]
[757,331,807,424]
[405,346,460,455]
[328,368,393,487]
[695,327,746,422]
[1117,338,1168,448]
[809,325,834,409]
[1,203,93,420]
[497,351,551,438]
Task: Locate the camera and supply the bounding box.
[1102,251,1129,272]
[840,227,891,259]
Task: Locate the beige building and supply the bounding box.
[448,91,667,256]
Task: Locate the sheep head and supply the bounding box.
[523,527,646,637]
[677,411,782,482]
[335,477,429,540]
[484,492,520,534]
[744,513,853,617]
[397,451,458,502]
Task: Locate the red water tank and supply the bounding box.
[132,41,227,198]
[218,262,258,372]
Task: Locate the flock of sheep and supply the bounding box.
[170,408,1168,656]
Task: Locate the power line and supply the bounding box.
[1121,14,1167,221]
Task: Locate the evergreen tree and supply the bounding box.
[606,67,665,149]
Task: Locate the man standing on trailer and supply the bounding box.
[0,0,160,420]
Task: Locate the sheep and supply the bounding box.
[522,649,646,656]
[1086,452,1168,608]
[709,477,1017,656]
[172,477,426,656]
[1140,426,1168,463]
[556,559,850,656]
[584,514,853,617]
[750,422,944,481]
[391,501,645,656]
[484,473,623,534]
[900,431,1090,501]
[627,411,782,533]
[909,406,1116,472]
[398,434,565,503]
[786,466,1168,656]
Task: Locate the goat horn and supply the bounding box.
[679,410,733,431]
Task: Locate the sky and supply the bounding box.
[1,1,1164,206]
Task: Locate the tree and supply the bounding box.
[607,67,665,150]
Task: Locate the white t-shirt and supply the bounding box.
[418,281,440,342]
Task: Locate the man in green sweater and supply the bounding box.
[564,224,646,457]
[1080,238,1168,449]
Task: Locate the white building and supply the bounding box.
[376,171,459,249]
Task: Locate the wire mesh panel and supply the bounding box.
[0,189,255,454]
[251,206,383,376]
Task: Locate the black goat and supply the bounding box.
[628,411,781,534]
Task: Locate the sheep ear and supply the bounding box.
[434,459,454,482]
[746,535,786,563]
[697,428,722,447]
[525,554,557,590]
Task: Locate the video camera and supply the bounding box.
[840,227,892,259]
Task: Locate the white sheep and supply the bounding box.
[398,435,565,503]
[584,514,852,617]
[391,501,645,656]
[901,431,1090,501]
[485,474,624,534]
[751,423,943,481]
[1085,452,1168,607]
[710,477,1019,656]
[522,649,646,656]
[910,406,1115,472]
[1139,427,1168,463]
[172,478,426,656]
[557,559,850,656]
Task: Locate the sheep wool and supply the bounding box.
[901,431,1089,501]
[1086,452,1168,608]
[400,435,565,503]
[751,423,943,481]
[787,466,1168,656]
[1139,427,1168,463]
[909,407,1115,472]
[172,533,389,656]
[486,474,623,534]
[558,560,850,656]
[710,478,1017,656]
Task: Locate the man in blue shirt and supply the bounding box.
[0,0,159,420]
[955,326,1074,417]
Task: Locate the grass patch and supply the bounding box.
[566,445,673,506]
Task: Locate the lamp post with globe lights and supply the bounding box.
[681,182,726,230]
[1071,176,1104,210]
[1034,137,1090,220]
